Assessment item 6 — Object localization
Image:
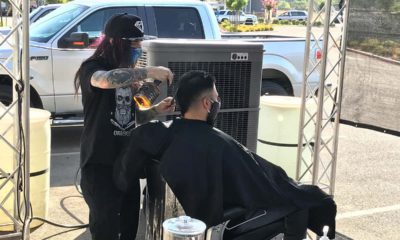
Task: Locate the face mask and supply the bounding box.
[206,98,221,126]
[130,47,142,65]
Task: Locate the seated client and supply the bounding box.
[114,70,336,240]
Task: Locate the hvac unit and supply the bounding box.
[140,39,263,151]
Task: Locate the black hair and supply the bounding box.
[176,70,216,115]
[74,36,132,94]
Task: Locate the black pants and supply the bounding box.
[81,164,141,240]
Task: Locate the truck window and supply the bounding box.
[58,7,138,48]
[153,7,204,39]
[30,4,88,43]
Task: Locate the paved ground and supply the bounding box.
[1,120,397,240]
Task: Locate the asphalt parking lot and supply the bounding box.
[21,117,399,240]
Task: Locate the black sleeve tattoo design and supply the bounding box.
[136,107,158,125]
[92,68,148,89]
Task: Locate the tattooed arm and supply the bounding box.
[90,66,173,89]
[91,68,147,89]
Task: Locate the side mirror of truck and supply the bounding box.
[61,32,89,49]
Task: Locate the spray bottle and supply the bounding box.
[320,226,330,240]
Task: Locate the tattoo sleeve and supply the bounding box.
[91,68,148,89]
[136,107,158,125]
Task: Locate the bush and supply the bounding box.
[348,38,400,61]
[219,22,274,32]
[313,21,322,27]
[281,20,289,25]
[272,19,280,24]
[292,20,300,25]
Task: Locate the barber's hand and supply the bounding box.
[154,97,175,114]
[131,81,143,94]
[146,66,173,85]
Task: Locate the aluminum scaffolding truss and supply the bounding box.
[296,0,350,195]
[0,0,30,239]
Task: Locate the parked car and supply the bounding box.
[30,4,62,24]
[217,10,258,25]
[0,0,319,120]
[277,10,308,21]
[0,4,61,36]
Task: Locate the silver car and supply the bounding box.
[277,10,308,21]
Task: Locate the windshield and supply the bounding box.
[30,4,88,43]
[29,7,42,20]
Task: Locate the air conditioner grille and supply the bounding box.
[167,62,252,109]
[215,111,249,146]
[137,51,148,68]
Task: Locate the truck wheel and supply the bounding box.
[0,84,12,106]
[0,83,42,108]
[261,81,289,96]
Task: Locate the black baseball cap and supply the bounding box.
[104,13,150,40]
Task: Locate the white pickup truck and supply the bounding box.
[0,0,319,118]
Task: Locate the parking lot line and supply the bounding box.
[337,204,400,220]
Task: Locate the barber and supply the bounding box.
[74,13,174,240]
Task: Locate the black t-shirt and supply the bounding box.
[79,58,136,167]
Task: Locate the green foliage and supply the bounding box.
[348,38,400,61]
[272,19,308,26]
[291,0,307,10]
[220,22,273,32]
[225,0,248,11]
[313,21,322,26]
[281,20,289,25]
[292,20,300,25]
[391,2,400,11]
[45,0,70,3]
[225,0,248,25]
[277,1,291,10]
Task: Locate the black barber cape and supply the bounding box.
[113,119,336,237]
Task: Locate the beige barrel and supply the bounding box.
[256,96,314,180]
[0,108,51,231]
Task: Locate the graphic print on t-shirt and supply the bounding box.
[111,87,135,135]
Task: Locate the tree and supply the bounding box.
[278,1,291,10]
[291,0,308,10]
[225,0,248,25]
[261,0,277,23]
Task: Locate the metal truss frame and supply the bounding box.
[296,0,350,195]
[0,0,30,239]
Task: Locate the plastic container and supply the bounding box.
[163,216,206,240]
[256,96,314,180]
[0,108,51,231]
